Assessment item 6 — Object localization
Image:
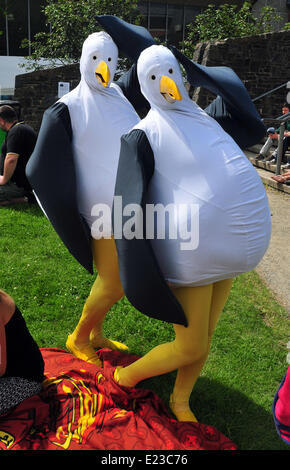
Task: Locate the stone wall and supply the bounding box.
[14,29,290,133]
[14,64,80,132]
[192,30,290,121]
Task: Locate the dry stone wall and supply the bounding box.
[14,64,80,132]
[192,30,290,120]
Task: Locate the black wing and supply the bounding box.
[26,101,93,274]
[115,63,150,115]
[171,46,266,149]
[96,15,155,62]
[114,129,187,326]
[96,15,154,115]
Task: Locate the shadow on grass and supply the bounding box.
[138,374,287,451]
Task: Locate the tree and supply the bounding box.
[21,0,139,71]
[181,1,283,58]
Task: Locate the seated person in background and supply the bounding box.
[255,103,290,166]
[0,105,37,205]
[0,289,44,415]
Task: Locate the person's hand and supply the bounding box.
[0,175,4,185]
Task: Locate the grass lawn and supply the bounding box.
[0,202,289,450]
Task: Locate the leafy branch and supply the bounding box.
[181,2,284,58]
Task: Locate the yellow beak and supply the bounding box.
[95,60,110,87]
[160,75,182,102]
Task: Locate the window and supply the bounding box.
[138,1,202,45]
[0,0,47,56]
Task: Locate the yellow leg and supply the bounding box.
[170,278,233,422]
[115,278,233,422]
[66,238,127,366]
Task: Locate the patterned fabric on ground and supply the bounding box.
[0,377,42,415]
[0,348,238,450]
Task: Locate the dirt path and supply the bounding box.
[255,186,290,313]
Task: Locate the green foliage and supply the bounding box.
[21,0,139,71]
[181,1,283,58]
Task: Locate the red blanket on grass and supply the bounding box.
[0,348,237,450]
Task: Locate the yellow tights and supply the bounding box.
[115,278,233,422]
[66,238,127,366]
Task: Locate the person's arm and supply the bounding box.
[275,124,290,137]
[268,132,279,140]
[0,153,19,185]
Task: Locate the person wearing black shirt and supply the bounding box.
[0,289,44,415]
[0,105,37,205]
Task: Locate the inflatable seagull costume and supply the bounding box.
[113,45,271,326]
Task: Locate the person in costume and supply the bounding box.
[26,29,155,366]
[111,44,271,423]
[0,289,44,415]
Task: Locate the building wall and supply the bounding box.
[138,1,244,44]
[252,0,290,30]
[0,0,245,57]
[2,0,283,60]
[0,0,47,56]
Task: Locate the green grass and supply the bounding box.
[0,202,289,450]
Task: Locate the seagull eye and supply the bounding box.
[108,57,111,62]
[169,68,173,74]
[93,56,97,60]
[151,75,156,80]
